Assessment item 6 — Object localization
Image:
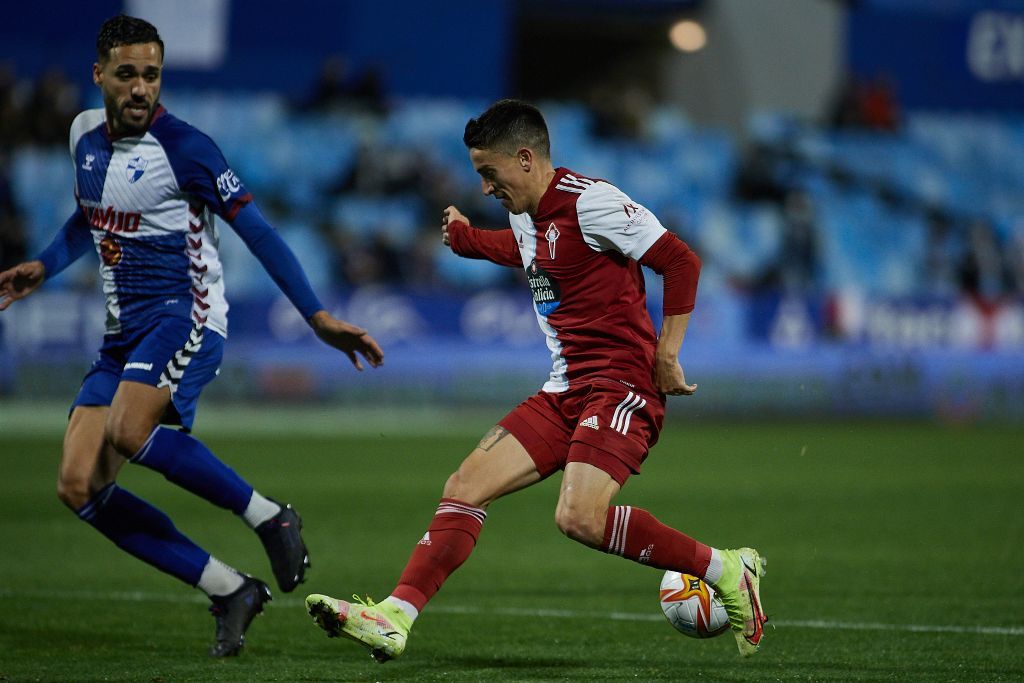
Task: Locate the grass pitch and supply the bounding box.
[0,407,1022,681]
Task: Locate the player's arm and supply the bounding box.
[0,209,93,311]
[442,205,520,267]
[229,202,383,370]
[639,232,702,396]
[576,182,701,395]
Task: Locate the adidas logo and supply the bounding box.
[580,415,599,430]
[418,532,432,546]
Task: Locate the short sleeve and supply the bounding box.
[576,181,667,260]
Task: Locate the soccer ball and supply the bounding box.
[659,570,730,638]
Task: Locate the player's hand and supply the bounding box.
[309,311,384,371]
[0,260,46,311]
[442,205,469,247]
[654,354,697,396]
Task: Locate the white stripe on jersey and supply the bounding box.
[555,184,585,194]
[562,174,594,188]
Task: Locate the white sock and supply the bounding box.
[383,596,419,623]
[704,548,724,586]
[198,556,245,597]
[242,491,281,529]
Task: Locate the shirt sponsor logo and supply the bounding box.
[216,169,242,201]
[623,202,648,228]
[527,259,561,316]
[85,205,141,233]
[124,362,153,372]
[82,153,95,171]
[126,156,148,183]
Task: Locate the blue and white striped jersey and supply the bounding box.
[69,105,250,337]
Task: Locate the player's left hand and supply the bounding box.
[309,311,384,371]
[654,354,697,396]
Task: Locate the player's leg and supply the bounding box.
[565,384,767,656]
[305,424,546,662]
[109,321,309,593]
[59,402,270,656]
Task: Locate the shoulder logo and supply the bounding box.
[126,156,148,183]
[216,169,242,201]
[545,222,560,260]
[82,153,95,171]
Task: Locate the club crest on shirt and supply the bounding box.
[527,259,561,316]
[126,156,148,183]
[99,234,123,266]
[545,222,560,260]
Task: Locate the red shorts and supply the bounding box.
[499,379,665,486]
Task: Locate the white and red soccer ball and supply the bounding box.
[659,570,730,638]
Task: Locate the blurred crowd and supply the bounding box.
[1,63,82,271]
[2,58,1023,306]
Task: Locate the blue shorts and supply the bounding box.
[72,317,225,430]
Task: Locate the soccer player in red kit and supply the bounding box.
[305,99,767,660]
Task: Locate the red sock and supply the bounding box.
[601,505,712,577]
[391,498,486,611]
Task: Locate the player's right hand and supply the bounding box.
[0,260,46,311]
[442,205,469,247]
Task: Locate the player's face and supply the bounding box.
[470,147,531,215]
[93,42,163,136]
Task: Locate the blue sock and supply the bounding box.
[77,484,210,586]
[130,427,254,514]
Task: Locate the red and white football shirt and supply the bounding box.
[451,167,668,398]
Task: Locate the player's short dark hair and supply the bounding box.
[96,15,164,63]
[464,99,551,158]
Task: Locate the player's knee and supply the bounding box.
[442,467,491,508]
[56,468,93,511]
[104,413,153,457]
[554,506,604,548]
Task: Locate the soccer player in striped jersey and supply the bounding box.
[0,15,383,657]
[305,99,767,660]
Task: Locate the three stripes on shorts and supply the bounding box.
[611,391,646,435]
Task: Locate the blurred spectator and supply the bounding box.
[958,218,1005,302]
[300,55,387,116]
[328,229,405,288]
[0,151,27,270]
[777,190,819,293]
[826,72,901,132]
[1004,218,1024,298]
[25,67,79,146]
[330,144,426,196]
[587,83,652,140]
[923,209,962,297]
[0,62,28,148]
[859,74,900,132]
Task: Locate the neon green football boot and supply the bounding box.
[305,593,412,662]
[712,547,768,657]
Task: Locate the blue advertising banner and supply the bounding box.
[2,286,1022,419]
[848,1,1024,110]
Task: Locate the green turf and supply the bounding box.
[1,416,1022,681]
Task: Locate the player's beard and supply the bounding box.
[109,96,157,136]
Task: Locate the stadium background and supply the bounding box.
[2,0,1023,420]
[1,2,1023,681]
